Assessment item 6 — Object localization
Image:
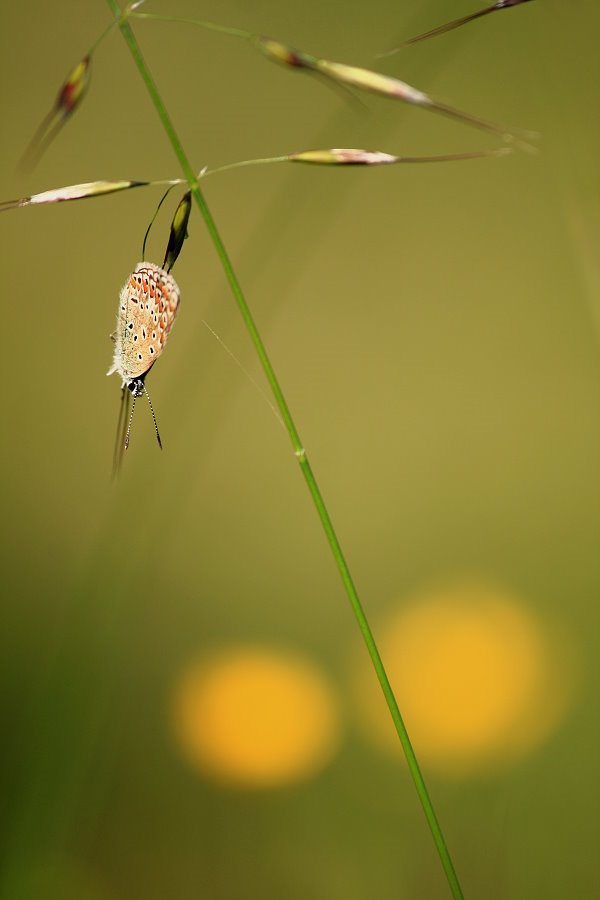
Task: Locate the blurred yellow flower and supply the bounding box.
[171,645,342,787]
[353,581,577,776]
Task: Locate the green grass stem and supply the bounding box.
[105,3,464,896]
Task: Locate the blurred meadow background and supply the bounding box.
[1,1,599,897]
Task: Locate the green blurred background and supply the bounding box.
[1,1,599,897]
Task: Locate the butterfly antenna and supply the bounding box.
[124,389,139,451]
[142,382,163,449]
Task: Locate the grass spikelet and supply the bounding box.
[288,147,510,165]
[254,37,532,147]
[380,0,535,55]
[0,179,150,212]
[19,56,91,171]
[163,190,192,272]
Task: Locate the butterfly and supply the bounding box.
[107,262,180,467]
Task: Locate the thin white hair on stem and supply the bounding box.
[201,320,285,432]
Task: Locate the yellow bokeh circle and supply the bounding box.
[354,582,576,775]
[172,646,342,787]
